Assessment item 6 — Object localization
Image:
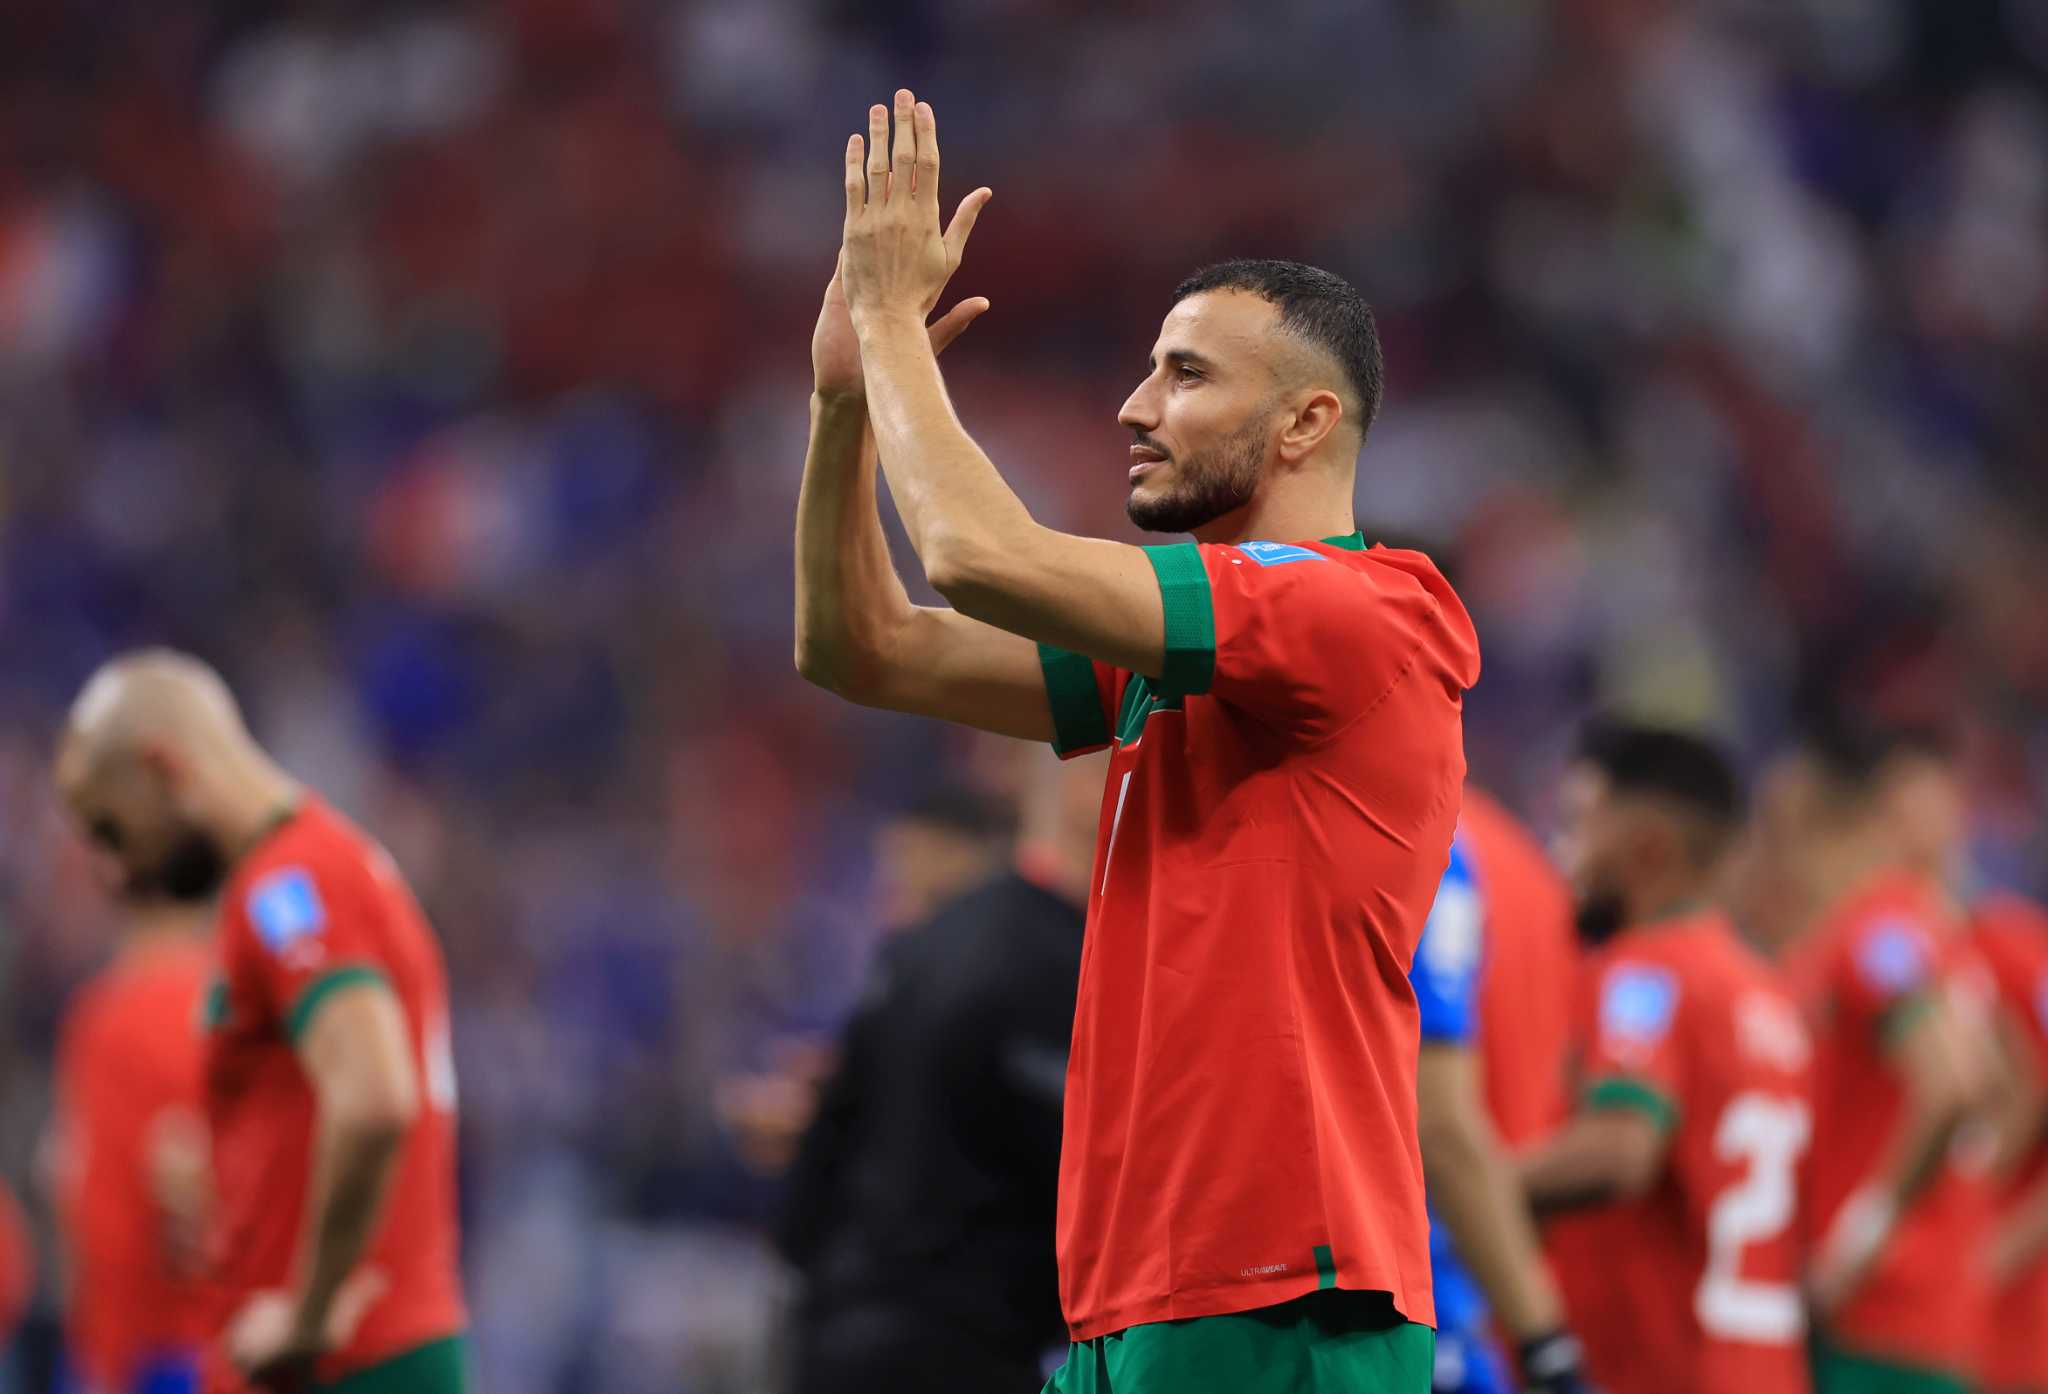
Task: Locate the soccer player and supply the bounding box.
[1522,721,1813,1394]
[1409,798,1590,1394]
[1971,894,2048,1394]
[53,651,467,1394]
[50,898,214,1394]
[799,91,1479,1392]
[1769,726,2003,1394]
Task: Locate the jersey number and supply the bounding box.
[1695,1091,1809,1343]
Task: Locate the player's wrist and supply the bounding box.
[811,385,868,415]
[848,303,926,344]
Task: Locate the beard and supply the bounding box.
[127,827,231,904]
[1125,412,1269,535]
[1574,891,1629,947]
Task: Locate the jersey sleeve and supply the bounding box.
[1579,958,1683,1133]
[1411,837,1485,1044]
[223,858,392,1045]
[1139,540,1476,735]
[1037,643,1124,757]
[1838,909,1942,1046]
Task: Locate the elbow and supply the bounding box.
[794,637,883,704]
[922,528,1002,613]
[335,1073,420,1154]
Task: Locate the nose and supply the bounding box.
[1118,374,1160,434]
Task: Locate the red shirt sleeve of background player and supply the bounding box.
[1974,898,2048,1069]
[225,853,392,1043]
[1162,541,1479,737]
[1836,904,1941,1039]
[1580,955,1685,1128]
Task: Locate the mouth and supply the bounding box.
[1128,445,1167,483]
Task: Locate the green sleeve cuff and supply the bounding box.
[287,965,392,1044]
[1141,543,1216,699]
[1878,990,1938,1050]
[1584,1075,1679,1135]
[1038,644,1113,755]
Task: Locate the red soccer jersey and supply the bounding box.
[0,1181,31,1351]
[1036,534,1479,1341]
[54,933,214,1388]
[1463,788,1578,1148]
[202,797,465,1388]
[1552,910,1813,1394]
[1969,895,2048,1392]
[1784,870,1993,1374]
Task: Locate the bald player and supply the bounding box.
[54,650,467,1394]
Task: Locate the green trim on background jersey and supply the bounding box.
[1312,1244,1338,1290]
[200,975,231,1033]
[316,1336,468,1394]
[1878,990,1939,1051]
[287,965,393,1043]
[1141,543,1216,699]
[1039,643,1113,755]
[1583,1075,1679,1134]
[1809,1327,1972,1394]
[1321,531,1369,551]
[1043,1293,1428,1394]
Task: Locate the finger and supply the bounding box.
[942,187,993,266]
[927,297,991,356]
[866,104,890,199]
[890,89,916,195]
[912,100,938,201]
[843,134,864,219]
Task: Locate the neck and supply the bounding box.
[1191,456,1358,545]
[1626,875,1715,930]
[202,747,304,865]
[122,913,202,957]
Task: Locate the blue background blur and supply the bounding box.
[1,1,2044,1390]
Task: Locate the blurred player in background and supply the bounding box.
[1409,795,1590,1394]
[1523,721,1812,1394]
[775,751,1102,1394]
[53,651,467,1394]
[1764,725,2006,1394]
[801,90,1476,1392]
[48,898,214,1394]
[1969,894,2048,1394]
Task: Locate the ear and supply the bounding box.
[1275,388,1346,463]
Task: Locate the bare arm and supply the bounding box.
[1521,1107,1669,1218]
[1416,1045,1567,1338]
[287,985,418,1345]
[840,93,1168,677]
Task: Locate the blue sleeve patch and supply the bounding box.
[1856,918,1930,998]
[1600,964,1679,1052]
[1411,837,1484,1043]
[248,868,327,954]
[1237,540,1323,567]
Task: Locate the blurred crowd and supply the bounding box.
[0,0,2044,1390]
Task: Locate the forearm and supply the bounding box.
[1520,1111,1663,1218]
[291,1110,404,1338]
[794,394,920,694]
[855,313,1037,581]
[1421,1116,1565,1337]
[1991,1171,2048,1280]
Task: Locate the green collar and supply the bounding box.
[1320,531,1369,551]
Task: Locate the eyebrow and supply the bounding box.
[1147,348,1221,374]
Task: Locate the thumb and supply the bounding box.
[927,297,991,357]
[942,187,993,266]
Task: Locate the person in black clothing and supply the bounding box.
[776,750,1105,1394]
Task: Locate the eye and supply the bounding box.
[89,817,124,852]
[1174,364,1202,385]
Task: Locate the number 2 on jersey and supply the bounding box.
[1696,1092,1809,1343]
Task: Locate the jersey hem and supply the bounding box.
[286,964,393,1043]
[1064,1278,1431,1344]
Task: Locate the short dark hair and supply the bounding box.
[1799,707,1954,795]
[1577,719,1744,847]
[1172,259,1384,435]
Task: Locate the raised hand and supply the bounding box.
[840,89,990,336]
[812,255,988,405]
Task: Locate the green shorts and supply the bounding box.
[317,1336,470,1394]
[1810,1328,1973,1394]
[1043,1291,1433,1394]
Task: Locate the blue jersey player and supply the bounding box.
[1411,833,1595,1394]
